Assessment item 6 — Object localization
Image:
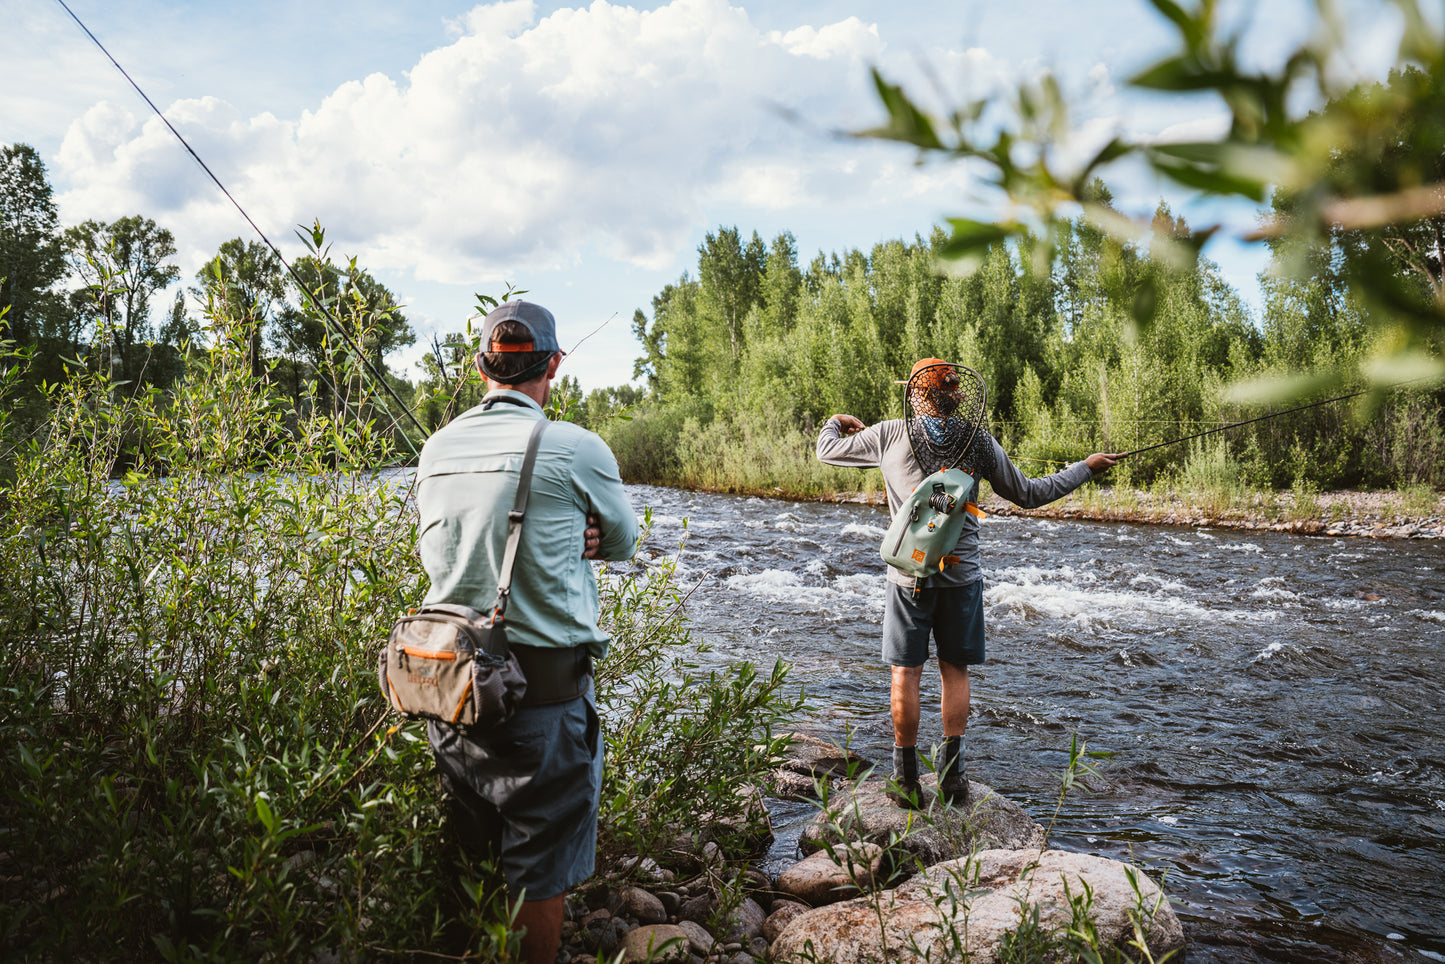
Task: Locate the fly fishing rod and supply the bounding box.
[1118,378,1433,459]
[54,0,429,451]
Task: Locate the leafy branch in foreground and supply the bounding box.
[860,0,1445,395]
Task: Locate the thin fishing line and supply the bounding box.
[53,0,427,452]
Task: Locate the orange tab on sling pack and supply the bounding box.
[963,502,986,519]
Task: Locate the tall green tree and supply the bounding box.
[0,144,68,354]
[193,238,288,383]
[760,231,802,330]
[63,215,179,384]
[273,253,414,415]
[696,227,765,366]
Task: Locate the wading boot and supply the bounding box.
[938,735,970,807]
[886,745,923,808]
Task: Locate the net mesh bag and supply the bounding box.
[904,361,993,476]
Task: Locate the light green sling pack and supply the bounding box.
[879,466,983,578]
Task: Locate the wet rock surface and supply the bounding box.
[771,848,1185,964]
[557,736,1181,964]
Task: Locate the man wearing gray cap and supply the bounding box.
[415,300,637,963]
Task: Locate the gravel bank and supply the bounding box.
[824,487,1445,539]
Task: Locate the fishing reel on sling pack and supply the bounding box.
[880,360,990,578]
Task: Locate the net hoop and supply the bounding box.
[903,362,987,474]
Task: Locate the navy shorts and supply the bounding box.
[428,685,603,900]
[882,581,986,667]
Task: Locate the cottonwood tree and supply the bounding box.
[193,238,288,384]
[63,215,179,386]
[273,253,413,417]
[0,144,68,363]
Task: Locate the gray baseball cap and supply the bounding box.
[480,300,561,353]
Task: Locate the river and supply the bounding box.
[619,484,1445,964]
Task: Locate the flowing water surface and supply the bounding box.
[618,484,1445,964]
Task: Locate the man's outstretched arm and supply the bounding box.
[987,435,1123,509]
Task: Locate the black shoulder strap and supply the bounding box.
[494,418,548,616]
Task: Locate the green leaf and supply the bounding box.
[1130,57,1233,92]
[1078,137,1131,180]
[941,218,1011,249]
[255,795,277,834]
[858,68,945,151]
[1131,277,1159,328]
[934,219,1013,277]
[1362,350,1445,387]
[1150,156,1269,200]
[1223,371,1341,406]
[1143,0,1195,36]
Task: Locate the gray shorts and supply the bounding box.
[428,684,602,900]
[882,581,986,667]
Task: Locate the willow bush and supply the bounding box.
[0,270,796,960]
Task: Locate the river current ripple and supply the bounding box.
[617,484,1445,964]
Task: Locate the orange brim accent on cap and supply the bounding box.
[489,342,535,352]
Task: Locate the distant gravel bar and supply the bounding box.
[818,487,1445,539]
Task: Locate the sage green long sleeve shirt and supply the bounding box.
[416,390,637,659]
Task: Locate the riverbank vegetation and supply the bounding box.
[0,264,800,959]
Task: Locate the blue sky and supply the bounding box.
[1,0,1410,390]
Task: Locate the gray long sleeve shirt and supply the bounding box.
[816,418,1094,588]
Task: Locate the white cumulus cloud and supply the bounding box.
[52,0,937,286]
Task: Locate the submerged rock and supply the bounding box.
[771,732,874,800]
[771,848,1185,964]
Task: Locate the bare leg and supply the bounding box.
[939,659,971,737]
[514,894,565,964]
[890,664,924,746]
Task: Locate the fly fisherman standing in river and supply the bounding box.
[816,358,1121,808]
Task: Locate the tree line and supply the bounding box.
[1,143,430,449]
[600,184,1443,492]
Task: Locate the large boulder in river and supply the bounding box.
[802,775,1046,877]
[771,848,1184,964]
[770,733,872,800]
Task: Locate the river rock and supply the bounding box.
[581,913,629,955]
[771,848,1184,964]
[762,900,811,942]
[802,775,1046,876]
[618,924,692,962]
[678,892,713,924]
[771,733,873,800]
[676,919,714,954]
[776,841,885,906]
[718,897,767,943]
[616,854,676,884]
[619,886,667,925]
